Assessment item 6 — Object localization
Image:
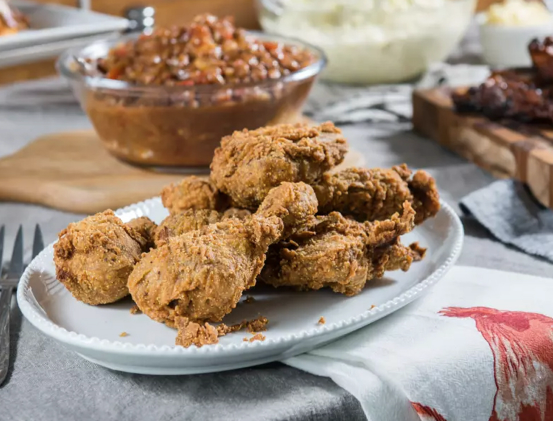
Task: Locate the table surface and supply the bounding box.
[0,76,551,421]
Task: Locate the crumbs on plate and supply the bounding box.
[244,296,256,304]
[318,317,326,325]
[119,332,129,337]
[130,305,141,315]
[370,305,376,309]
[217,316,268,336]
[247,333,266,343]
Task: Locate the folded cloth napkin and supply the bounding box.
[305,63,490,125]
[284,266,553,421]
[461,179,553,262]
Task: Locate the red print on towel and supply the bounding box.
[441,307,553,421]
[411,402,447,421]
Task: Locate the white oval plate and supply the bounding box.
[17,198,463,375]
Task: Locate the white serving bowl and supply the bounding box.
[478,12,553,68]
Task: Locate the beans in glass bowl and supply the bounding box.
[58,14,326,167]
[95,14,316,87]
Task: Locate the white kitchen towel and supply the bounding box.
[284,266,553,421]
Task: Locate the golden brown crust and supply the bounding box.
[126,216,157,251]
[153,208,253,247]
[314,165,440,225]
[256,181,318,239]
[128,182,317,326]
[161,176,227,214]
[260,202,417,296]
[53,210,143,305]
[154,209,222,247]
[408,170,441,225]
[210,122,348,209]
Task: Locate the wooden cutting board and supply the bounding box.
[412,88,553,210]
[0,130,365,214]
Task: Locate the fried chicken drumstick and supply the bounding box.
[54,211,152,305]
[128,182,318,344]
[210,122,348,209]
[260,202,422,296]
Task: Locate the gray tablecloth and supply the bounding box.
[0,77,552,421]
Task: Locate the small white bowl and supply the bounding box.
[478,12,553,67]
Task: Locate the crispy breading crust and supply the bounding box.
[54,210,143,305]
[314,165,440,224]
[161,176,227,214]
[210,122,347,209]
[128,183,318,335]
[260,202,418,296]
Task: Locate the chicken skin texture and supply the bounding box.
[126,216,157,251]
[260,202,422,296]
[54,210,145,305]
[154,209,222,248]
[153,208,252,247]
[128,182,318,331]
[408,170,441,225]
[314,165,440,224]
[210,122,348,209]
[161,176,227,215]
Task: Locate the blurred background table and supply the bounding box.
[0,0,502,85]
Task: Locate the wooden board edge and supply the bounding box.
[413,87,553,210]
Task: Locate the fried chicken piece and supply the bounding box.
[260,202,420,296]
[372,237,425,277]
[314,165,440,224]
[153,208,252,247]
[408,170,441,225]
[161,176,227,214]
[257,178,319,238]
[126,216,157,251]
[154,209,222,247]
[210,122,348,209]
[128,182,318,335]
[54,210,144,305]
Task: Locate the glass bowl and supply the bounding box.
[257,0,476,85]
[57,32,326,167]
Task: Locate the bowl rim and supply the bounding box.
[476,11,553,31]
[57,30,327,93]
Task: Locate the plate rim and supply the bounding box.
[0,0,128,52]
[17,197,464,356]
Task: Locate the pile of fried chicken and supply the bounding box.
[53,122,440,347]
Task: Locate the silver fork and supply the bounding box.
[0,225,44,385]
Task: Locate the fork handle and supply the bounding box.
[0,285,13,385]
